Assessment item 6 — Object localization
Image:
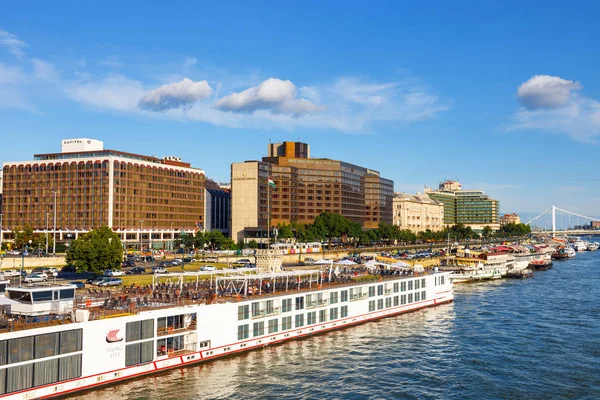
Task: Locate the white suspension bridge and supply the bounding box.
[526,205,600,235]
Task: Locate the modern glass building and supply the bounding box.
[427,180,499,232]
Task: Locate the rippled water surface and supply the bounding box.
[72,250,600,399]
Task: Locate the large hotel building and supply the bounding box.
[231,142,394,242]
[1,139,207,248]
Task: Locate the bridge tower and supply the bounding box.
[552,205,556,237]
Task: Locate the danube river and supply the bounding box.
[73,249,600,399]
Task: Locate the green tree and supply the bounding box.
[12,224,35,249]
[247,240,259,249]
[482,225,492,238]
[65,226,123,273]
[276,223,294,240]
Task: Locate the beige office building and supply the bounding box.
[393,192,445,233]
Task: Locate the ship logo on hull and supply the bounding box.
[106,329,123,343]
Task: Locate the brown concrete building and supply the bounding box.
[1,138,205,248]
[500,213,521,225]
[231,141,394,242]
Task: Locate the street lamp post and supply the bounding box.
[0,213,3,252]
[52,190,59,255]
[45,213,50,256]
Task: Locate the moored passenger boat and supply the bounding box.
[0,268,453,399]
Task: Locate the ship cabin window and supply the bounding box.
[268,319,279,334]
[281,316,292,330]
[251,302,261,318]
[401,295,407,305]
[295,314,304,328]
[307,311,316,325]
[295,296,304,311]
[368,286,376,297]
[340,290,348,302]
[415,292,420,302]
[238,305,249,320]
[126,341,153,366]
[393,282,399,293]
[329,291,338,304]
[157,313,195,335]
[408,294,413,303]
[440,276,445,285]
[415,280,420,290]
[7,291,32,304]
[408,281,413,291]
[377,285,383,296]
[422,291,426,300]
[156,335,184,358]
[369,300,376,312]
[237,324,250,340]
[319,309,327,323]
[252,321,265,337]
[199,340,211,348]
[421,278,426,288]
[377,299,384,310]
[385,298,392,308]
[400,282,406,292]
[126,319,155,342]
[329,308,338,320]
[340,305,348,318]
[282,299,292,313]
[394,296,399,306]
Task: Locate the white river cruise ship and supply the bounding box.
[0,268,453,399]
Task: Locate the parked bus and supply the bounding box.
[271,242,322,255]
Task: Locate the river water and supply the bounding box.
[72,249,600,400]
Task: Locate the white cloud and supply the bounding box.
[216,78,324,117]
[31,59,59,82]
[0,63,25,84]
[98,55,122,68]
[66,75,146,112]
[138,78,212,111]
[509,75,600,143]
[0,30,28,59]
[517,75,581,110]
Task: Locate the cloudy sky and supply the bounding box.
[1,1,599,225]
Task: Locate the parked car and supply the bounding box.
[172,258,183,266]
[61,265,77,273]
[122,260,136,268]
[31,267,51,277]
[24,273,47,283]
[200,265,217,272]
[92,277,108,286]
[48,267,58,274]
[142,256,154,262]
[86,274,101,284]
[159,261,171,268]
[69,281,85,289]
[302,257,316,266]
[126,267,146,275]
[104,269,124,277]
[182,257,192,263]
[152,266,168,274]
[1,269,21,277]
[237,259,252,264]
[97,278,122,287]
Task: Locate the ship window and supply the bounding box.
[377,299,384,310]
[295,297,304,310]
[268,319,279,334]
[421,278,426,288]
[0,368,5,395]
[0,341,6,366]
[282,299,292,313]
[408,281,413,291]
[237,305,249,320]
[281,316,292,330]
[8,336,34,363]
[415,280,420,290]
[126,319,155,342]
[408,294,413,303]
[441,276,445,285]
[377,285,383,296]
[32,291,53,302]
[59,289,75,299]
[7,291,32,303]
[329,291,338,304]
[295,314,304,327]
[401,295,407,305]
[369,300,376,312]
[329,308,338,320]
[6,363,33,393]
[60,329,83,354]
[385,297,392,308]
[422,291,426,300]
[394,296,399,306]
[319,309,327,323]
[341,306,348,318]
[35,333,59,359]
[33,357,59,387]
[340,290,348,302]
[307,311,316,325]
[415,292,420,302]
[253,321,264,337]
[368,286,375,297]
[393,282,399,293]
[251,302,261,317]
[59,354,82,381]
[401,282,406,292]
[237,324,249,340]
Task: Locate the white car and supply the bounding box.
[104,269,124,277]
[200,265,217,272]
[152,267,168,274]
[1,269,21,277]
[24,273,47,283]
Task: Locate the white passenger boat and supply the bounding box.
[0,268,453,399]
[440,257,503,283]
[586,242,599,251]
[572,240,588,252]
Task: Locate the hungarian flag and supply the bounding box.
[268,176,276,190]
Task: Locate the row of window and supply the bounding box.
[238,306,350,340]
[368,292,427,311]
[238,280,425,321]
[0,329,82,365]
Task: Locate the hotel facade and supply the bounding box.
[231,142,394,242]
[392,192,445,233]
[1,139,205,248]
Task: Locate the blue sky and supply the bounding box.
[1,1,599,225]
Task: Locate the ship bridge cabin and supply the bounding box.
[5,285,76,317]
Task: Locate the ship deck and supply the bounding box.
[0,267,439,333]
